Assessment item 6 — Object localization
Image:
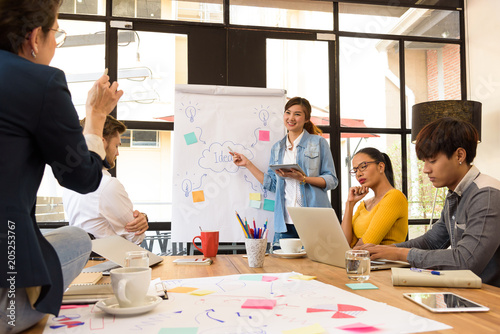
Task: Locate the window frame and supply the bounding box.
[51,0,466,228]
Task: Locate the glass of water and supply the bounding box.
[125,251,149,268]
[345,250,370,282]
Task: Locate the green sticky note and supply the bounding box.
[263,199,275,212]
[184,132,198,145]
[345,282,378,290]
[239,275,263,281]
[158,328,198,334]
[249,200,261,209]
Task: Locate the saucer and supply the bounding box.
[273,249,307,258]
[96,295,162,315]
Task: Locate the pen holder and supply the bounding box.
[244,238,267,268]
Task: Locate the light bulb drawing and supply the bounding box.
[185,106,197,123]
[180,101,200,123]
[258,108,270,126]
[181,179,193,197]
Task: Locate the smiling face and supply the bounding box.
[283,104,307,134]
[421,151,462,190]
[352,153,384,188]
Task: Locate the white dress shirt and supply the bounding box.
[283,130,304,224]
[62,169,145,244]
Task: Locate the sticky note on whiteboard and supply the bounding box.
[259,130,270,141]
[192,190,205,203]
[249,193,261,201]
[263,199,275,212]
[184,132,198,145]
[249,200,261,209]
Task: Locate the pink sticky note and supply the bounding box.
[337,322,379,333]
[262,275,279,282]
[241,299,277,310]
[259,130,270,141]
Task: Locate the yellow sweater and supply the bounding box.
[351,189,408,247]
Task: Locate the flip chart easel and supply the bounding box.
[172,85,286,242]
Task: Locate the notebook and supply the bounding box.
[287,207,409,270]
[82,236,163,274]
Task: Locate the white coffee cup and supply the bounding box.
[110,267,151,308]
[279,238,303,253]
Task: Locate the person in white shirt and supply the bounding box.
[63,115,149,244]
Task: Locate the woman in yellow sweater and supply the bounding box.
[342,147,408,247]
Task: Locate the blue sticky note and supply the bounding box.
[239,275,263,281]
[249,200,261,209]
[184,132,198,145]
[159,328,198,334]
[345,283,378,290]
[263,199,275,212]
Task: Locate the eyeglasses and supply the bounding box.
[349,161,379,175]
[50,28,67,48]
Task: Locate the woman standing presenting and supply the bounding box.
[0,1,123,332]
[341,148,408,247]
[232,97,338,249]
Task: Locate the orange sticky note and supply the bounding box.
[192,190,205,203]
[289,275,316,280]
[168,287,198,293]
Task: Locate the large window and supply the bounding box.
[39,1,466,234]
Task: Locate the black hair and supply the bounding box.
[355,147,395,187]
[0,0,62,54]
[415,117,478,164]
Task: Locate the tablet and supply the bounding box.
[403,292,489,313]
[269,163,305,175]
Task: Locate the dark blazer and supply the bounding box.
[0,50,103,315]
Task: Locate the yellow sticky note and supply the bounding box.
[168,287,198,293]
[189,289,215,296]
[249,193,261,201]
[282,323,326,334]
[289,275,316,281]
[192,190,205,203]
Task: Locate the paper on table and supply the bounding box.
[282,323,326,334]
[45,272,451,334]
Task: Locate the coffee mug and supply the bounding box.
[125,251,149,268]
[192,230,219,258]
[279,238,303,253]
[110,267,151,308]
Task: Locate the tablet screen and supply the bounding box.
[404,293,489,312]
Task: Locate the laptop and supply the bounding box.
[82,236,164,274]
[287,207,409,270]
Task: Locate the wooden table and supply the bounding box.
[26,255,500,333]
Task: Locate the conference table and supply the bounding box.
[27,255,500,333]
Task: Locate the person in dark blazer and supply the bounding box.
[0,1,123,332]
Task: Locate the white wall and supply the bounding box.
[465,0,500,178]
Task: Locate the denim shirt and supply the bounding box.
[398,166,500,287]
[262,130,338,233]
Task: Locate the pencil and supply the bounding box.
[235,211,249,238]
